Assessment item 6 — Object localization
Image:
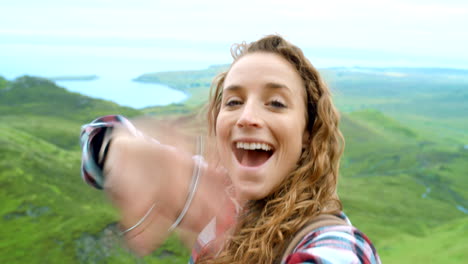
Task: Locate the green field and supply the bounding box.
[0,67,467,263]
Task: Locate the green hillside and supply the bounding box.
[0,77,188,263]
[1,70,467,263]
[338,112,468,258]
[380,217,467,264]
[0,76,140,123]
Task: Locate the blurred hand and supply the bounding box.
[102,121,231,256]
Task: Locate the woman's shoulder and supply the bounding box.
[284,212,381,264]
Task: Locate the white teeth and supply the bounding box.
[236,142,272,151]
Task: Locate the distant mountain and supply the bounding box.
[47,75,99,81]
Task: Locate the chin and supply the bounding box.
[235,182,270,202]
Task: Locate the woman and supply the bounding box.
[80,35,381,263]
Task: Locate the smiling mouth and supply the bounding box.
[233,142,275,167]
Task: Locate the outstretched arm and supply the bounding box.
[80,115,231,256]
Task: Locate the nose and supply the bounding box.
[236,101,262,128]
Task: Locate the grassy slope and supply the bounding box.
[0,77,189,263]
[338,111,468,262]
[1,68,467,263]
[380,217,468,264]
[0,124,113,262]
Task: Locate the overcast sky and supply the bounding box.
[1,0,467,68]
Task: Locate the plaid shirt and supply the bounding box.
[282,216,381,264]
[80,116,381,264]
[189,207,381,264]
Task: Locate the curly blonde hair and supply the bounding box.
[200,35,344,263]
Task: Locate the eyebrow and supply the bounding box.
[224,82,292,94]
[265,82,292,94]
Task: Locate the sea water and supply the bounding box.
[0,37,228,108]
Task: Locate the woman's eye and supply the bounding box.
[269,100,286,108]
[226,99,243,107]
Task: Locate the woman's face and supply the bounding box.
[216,52,309,202]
